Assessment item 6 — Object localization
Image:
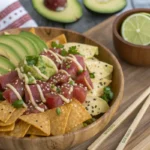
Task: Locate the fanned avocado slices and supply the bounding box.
[19,31,48,53]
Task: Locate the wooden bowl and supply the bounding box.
[0,27,124,150]
[113,8,150,66]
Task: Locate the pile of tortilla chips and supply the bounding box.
[0,100,91,137]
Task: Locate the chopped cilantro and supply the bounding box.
[66,65,70,69]
[60,49,68,56]
[51,41,64,49]
[56,107,61,115]
[101,87,114,103]
[69,80,74,85]
[56,87,61,93]
[68,46,80,55]
[26,56,38,66]
[12,100,24,108]
[0,92,4,100]
[51,84,55,89]
[89,72,95,78]
[77,70,84,75]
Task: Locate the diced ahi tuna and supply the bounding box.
[61,59,78,78]
[75,55,86,70]
[25,81,51,103]
[50,48,62,54]
[24,102,48,115]
[0,71,18,90]
[76,70,93,90]
[48,70,70,85]
[45,92,64,109]
[41,50,61,68]
[60,83,73,99]
[3,78,24,103]
[73,85,87,103]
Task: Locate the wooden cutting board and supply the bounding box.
[72,16,150,150]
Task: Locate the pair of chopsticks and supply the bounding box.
[88,86,150,150]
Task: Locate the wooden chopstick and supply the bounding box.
[116,94,150,150]
[88,86,150,150]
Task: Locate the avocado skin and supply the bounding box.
[32,0,83,23]
[83,0,127,14]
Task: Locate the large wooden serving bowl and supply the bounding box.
[0,27,124,150]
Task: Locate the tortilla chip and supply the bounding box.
[0,123,15,132]
[27,126,47,136]
[30,135,38,138]
[8,120,30,137]
[19,112,50,136]
[65,99,91,133]
[29,28,36,35]
[0,108,26,126]
[46,104,72,136]
[46,34,67,48]
[0,101,15,122]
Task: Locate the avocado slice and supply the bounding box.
[0,36,29,60]
[0,56,15,71]
[20,31,48,53]
[0,43,21,66]
[32,0,83,23]
[83,0,126,14]
[0,68,9,76]
[6,35,39,55]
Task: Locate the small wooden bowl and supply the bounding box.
[0,27,124,150]
[113,8,150,66]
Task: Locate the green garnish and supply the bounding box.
[77,70,84,75]
[101,87,114,102]
[12,100,24,108]
[68,46,80,55]
[60,49,68,56]
[66,65,70,69]
[89,72,95,78]
[69,80,74,85]
[51,41,64,49]
[56,107,61,115]
[83,123,88,127]
[51,84,55,89]
[56,87,61,93]
[0,92,4,100]
[26,56,38,66]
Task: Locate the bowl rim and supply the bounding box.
[113,8,150,49]
[0,27,124,142]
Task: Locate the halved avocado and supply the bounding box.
[7,35,39,55]
[0,56,15,71]
[20,31,48,53]
[0,36,29,60]
[0,43,21,66]
[32,0,83,23]
[83,0,126,14]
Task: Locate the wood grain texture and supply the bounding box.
[113,8,150,66]
[78,15,150,150]
[0,27,124,150]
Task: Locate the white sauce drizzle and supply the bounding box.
[58,94,70,103]
[41,55,58,72]
[55,53,64,60]
[48,50,62,63]
[59,69,70,76]
[66,56,83,71]
[68,86,73,95]
[36,84,46,103]
[33,65,49,80]
[6,84,27,108]
[25,85,44,112]
[23,74,28,84]
[16,68,24,80]
[84,77,93,90]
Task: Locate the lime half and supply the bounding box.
[121,13,150,46]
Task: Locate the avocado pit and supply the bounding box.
[44,0,67,11]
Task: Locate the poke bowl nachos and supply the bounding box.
[0,27,121,141]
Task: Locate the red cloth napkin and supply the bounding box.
[0,0,37,31]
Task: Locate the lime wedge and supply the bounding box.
[121,13,150,46]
